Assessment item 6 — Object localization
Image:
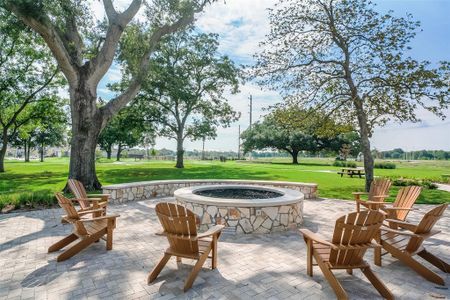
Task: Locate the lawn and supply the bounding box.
[0,157,449,209]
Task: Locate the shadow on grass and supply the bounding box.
[98,165,281,185]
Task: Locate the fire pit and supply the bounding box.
[174,185,304,234]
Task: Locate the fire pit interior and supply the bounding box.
[194,188,283,199]
[174,184,304,234]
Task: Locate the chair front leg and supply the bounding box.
[211,234,218,269]
[306,238,313,277]
[148,253,172,284]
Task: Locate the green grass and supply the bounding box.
[1,157,449,210]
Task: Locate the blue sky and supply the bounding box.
[99,0,450,152]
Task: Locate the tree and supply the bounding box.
[12,97,68,162]
[2,0,214,189]
[0,10,61,171]
[129,30,240,168]
[253,0,450,191]
[98,106,153,161]
[241,106,352,164]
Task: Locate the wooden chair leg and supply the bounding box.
[361,267,394,300]
[314,253,348,300]
[56,231,103,262]
[148,253,171,284]
[184,249,210,292]
[385,244,445,286]
[417,249,450,273]
[211,235,218,269]
[48,233,77,253]
[374,234,382,266]
[306,239,313,277]
[106,224,113,250]
[356,202,361,213]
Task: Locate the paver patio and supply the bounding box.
[0,198,448,299]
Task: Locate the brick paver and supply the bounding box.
[0,198,449,299]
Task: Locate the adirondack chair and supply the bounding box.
[49,193,119,262]
[375,204,449,286]
[148,203,224,292]
[68,179,109,216]
[299,210,393,300]
[353,178,392,212]
[381,186,421,224]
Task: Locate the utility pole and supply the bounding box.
[202,137,205,160]
[238,125,241,160]
[249,94,253,130]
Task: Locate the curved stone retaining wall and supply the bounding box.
[102,179,317,204]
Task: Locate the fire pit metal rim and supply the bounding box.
[174,184,304,207]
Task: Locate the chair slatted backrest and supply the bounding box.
[368,178,392,201]
[68,179,90,210]
[404,204,448,253]
[392,186,422,221]
[155,203,199,255]
[330,210,384,266]
[55,193,87,236]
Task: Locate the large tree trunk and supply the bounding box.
[116,143,122,161]
[354,101,374,192]
[291,149,299,164]
[0,129,8,172]
[68,86,103,190]
[175,133,184,168]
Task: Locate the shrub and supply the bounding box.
[0,190,56,211]
[333,160,357,168]
[374,162,396,169]
[391,178,437,190]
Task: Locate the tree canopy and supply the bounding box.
[1,0,215,189]
[253,0,450,190]
[0,9,63,171]
[241,106,355,164]
[126,30,240,168]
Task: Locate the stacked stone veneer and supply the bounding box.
[102,179,317,204]
[177,199,303,234]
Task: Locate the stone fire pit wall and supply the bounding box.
[182,202,303,234]
[102,179,317,203]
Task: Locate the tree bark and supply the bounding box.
[354,101,374,192]
[292,149,300,164]
[24,140,29,162]
[0,129,8,172]
[106,146,112,159]
[40,143,44,162]
[175,133,184,168]
[116,143,122,161]
[68,85,103,190]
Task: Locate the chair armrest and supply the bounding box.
[352,192,368,195]
[197,225,225,238]
[79,214,120,222]
[384,219,417,231]
[372,195,389,199]
[73,198,103,202]
[381,226,417,237]
[382,207,414,211]
[299,229,338,249]
[88,194,109,200]
[359,200,385,205]
[78,208,105,216]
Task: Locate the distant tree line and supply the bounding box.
[373,148,450,160]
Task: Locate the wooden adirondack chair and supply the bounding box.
[354,178,392,212]
[375,204,449,286]
[299,210,393,300]
[380,186,421,224]
[49,193,119,262]
[68,179,109,215]
[148,203,224,292]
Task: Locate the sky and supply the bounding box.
[98,0,450,152]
